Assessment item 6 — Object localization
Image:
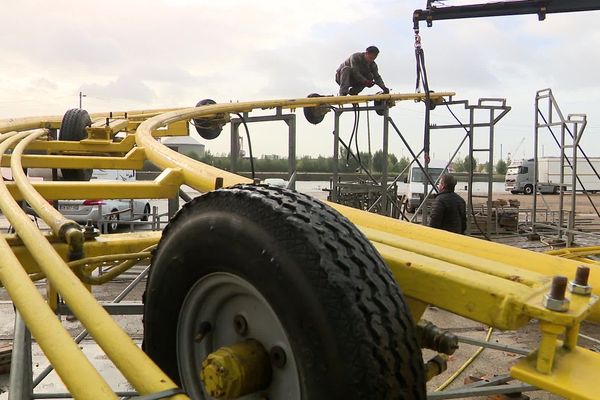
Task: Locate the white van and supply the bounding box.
[405,160,449,213]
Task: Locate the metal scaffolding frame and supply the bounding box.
[228,108,296,190]
[412,98,510,236]
[532,88,600,246]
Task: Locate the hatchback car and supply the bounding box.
[58,199,151,233]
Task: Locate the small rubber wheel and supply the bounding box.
[193,99,222,140]
[141,203,150,222]
[102,212,119,234]
[143,185,425,400]
[59,109,93,181]
[303,93,328,125]
[524,184,534,195]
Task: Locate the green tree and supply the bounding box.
[496,159,508,175]
[453,158,464,172]
[184,151,201,161]
[372,150,401,173]
[463,155,477,172]
[372,150,386,172]
[391,156,410,174]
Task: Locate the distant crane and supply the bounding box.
[507,137,525,162]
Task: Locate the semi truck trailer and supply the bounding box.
[505,157,600,194]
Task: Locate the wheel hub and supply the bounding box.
[200,339,272,399]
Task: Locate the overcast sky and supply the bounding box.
[2,0,600,162]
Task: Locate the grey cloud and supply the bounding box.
[80,75,155,102]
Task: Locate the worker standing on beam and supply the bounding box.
[336,46,389,96]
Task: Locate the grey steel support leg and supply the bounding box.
[381,107,389,215]
[230,122,240,173]
[167,195,179,220]
[9,311,33,400]
[331,110,341,202]
[287,114,296,190]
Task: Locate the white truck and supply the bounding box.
[505,157,600,194]
[405,159,449,212]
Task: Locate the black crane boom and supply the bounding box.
[413,0,600,29]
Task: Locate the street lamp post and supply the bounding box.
[79,92,87,109]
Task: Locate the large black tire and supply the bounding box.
[143,185,425,400]
[523,184,534,195]
[141,203,150,222]
[59,108,93,181]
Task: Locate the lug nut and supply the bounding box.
[543,275,570,312]
[234,315,248,336]
[568,266,592,296]
[270,346,287,368]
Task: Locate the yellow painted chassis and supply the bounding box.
[0,92,598,399]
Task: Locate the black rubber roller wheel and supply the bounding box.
[143,184,425,400]
[303,93,328,125]
[193,99,223,140]
[59,108,92,181]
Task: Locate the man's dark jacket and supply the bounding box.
[429,190,466,234]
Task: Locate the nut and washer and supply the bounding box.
[567,281,592,296]
[568,266,592,296]
[543,294,570,312]
[543,275,570,312]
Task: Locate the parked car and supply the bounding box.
[58,198,151,233]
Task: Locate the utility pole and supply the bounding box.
[79,91,87,109]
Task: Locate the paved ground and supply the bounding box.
[0,190,599,399]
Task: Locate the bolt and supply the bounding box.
[575,266,590,286]
[233,315,248,336]
[270,346,287,368]
[543,275,570,312]
[550,275,567,300]
[568,266,593,296]
[83,221,99,238]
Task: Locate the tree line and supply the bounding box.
[184,150,511,175]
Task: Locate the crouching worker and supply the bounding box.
[335,46,389,96]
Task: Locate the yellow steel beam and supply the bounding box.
[0,147,146,169]
[88,118,130,141]
[512,344,600,399]
[5,167,182,201]
[25,134,137,153]
[0,135,186,397]
[330,202,600,323]
[5,231,162,275]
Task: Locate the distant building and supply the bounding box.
[161,136,205,160]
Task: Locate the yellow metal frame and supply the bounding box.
[0,92,598,399]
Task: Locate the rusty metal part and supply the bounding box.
[568,265,592,296]
[543,276,570,312]
[200,339,272,399]
[417,320,459,355]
